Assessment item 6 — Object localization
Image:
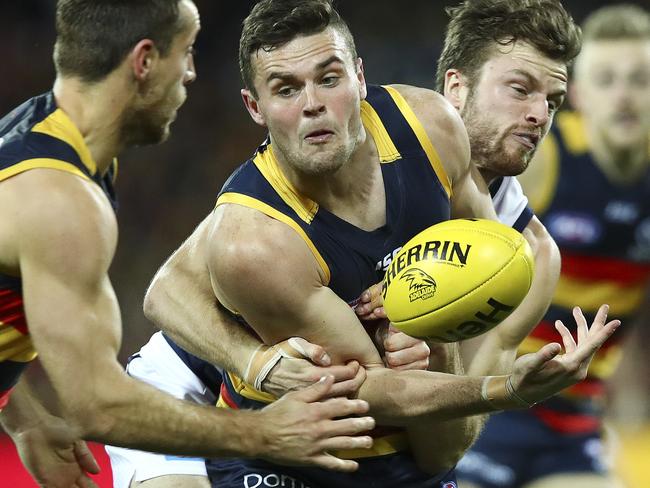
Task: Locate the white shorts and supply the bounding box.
[106,331,217,487]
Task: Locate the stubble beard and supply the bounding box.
[461,96,530,178]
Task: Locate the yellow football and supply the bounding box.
[382,219,534,342]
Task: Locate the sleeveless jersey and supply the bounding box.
[169,84,452,458]
[165,84,535,458]
[0,92,118,408]
[519,111,650,434]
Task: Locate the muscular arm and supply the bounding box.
[1,170,372,468]
[144,214,365,398]
[144,214,265,375]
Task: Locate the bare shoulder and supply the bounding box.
[0,169,117,275]
[206,203,325,307]
[389,84,470,182]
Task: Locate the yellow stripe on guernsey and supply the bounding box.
[0,326,37,362]
[32,108,98,175]
[0,158,90,183]
[383,85,452,198]
[553,275,646,315]
[359,100,401,163]
[216,192,331,285]
[519,336,622,380]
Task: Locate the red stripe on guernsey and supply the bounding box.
[0,289,27,335]
[530,321,622,352]
[0,387,13,410]
[219,382,239,409]
[565,379,606,397]
[561,251,650,285]
[533,406,600,434]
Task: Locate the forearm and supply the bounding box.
[144,267,259,378]
[67,365,263,458]
[359,368,492,426]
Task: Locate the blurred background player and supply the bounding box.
[457,4,650,488]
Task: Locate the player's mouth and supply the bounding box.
[512,132,539,151]
[304,129,335,144]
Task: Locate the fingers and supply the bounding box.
[384,345,430,371]
[73,441,100,474]
[355,306,387,321]
[289,337,331,366]
[572,306,588,344]
[310,454,360,473]
[327,364,366,397]
[289,375,335,402]
[319,397,372,420]
[317,415,376,437]
[554,320,576,353]
[355,283,386,318]
[384,330,425,352]
[591,304,610,331]
[526,342,562,370]
[320,361,360,384]
[318,435,374,454]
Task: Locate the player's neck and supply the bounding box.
[277,125,386,230]
[53,76,126,176]
[588,129,649,185]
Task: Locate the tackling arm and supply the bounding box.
[144,213,366,398]
[3,170,373,470]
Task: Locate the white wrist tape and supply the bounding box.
[243,338,306,391]
[481,375,534,410]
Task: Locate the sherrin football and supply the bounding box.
[382,219,534,342]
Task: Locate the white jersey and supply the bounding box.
[492,176,533,231]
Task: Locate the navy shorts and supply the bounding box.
[206,451,458,488]
[455,411,605,488]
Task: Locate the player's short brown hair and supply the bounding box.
[54,0,186,83]
[581,4,650,42]
[239,0,357,97]
[435,0,581,92]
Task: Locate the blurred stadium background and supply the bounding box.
[1,0,648,486]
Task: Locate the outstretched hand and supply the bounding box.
[510,304,620,404]
[258,375,375,472]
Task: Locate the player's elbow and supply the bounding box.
[58,384,117,441]
[143,269,171,326]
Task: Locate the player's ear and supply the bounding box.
[241,89,267,127]
[131,39,158,81]
[444,68,469,111]
[356,57,367,101]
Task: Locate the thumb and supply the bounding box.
[518,343,562,372]
[74,440,100,474]
[287,337,331,366]
[291,375,334,403]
